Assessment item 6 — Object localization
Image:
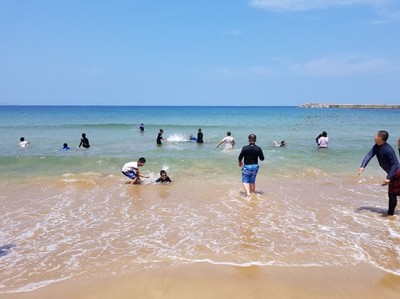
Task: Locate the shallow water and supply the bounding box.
[1,173,400,293]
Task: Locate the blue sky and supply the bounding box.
[1,0,399,106]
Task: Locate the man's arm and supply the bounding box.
[238,149,244,167]
[259,147,265,161]
[358,147,375,175]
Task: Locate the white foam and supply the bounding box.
[3,276,72,293]
[172,257,276,267]
[2,176,400,294]
[166,133,188,142]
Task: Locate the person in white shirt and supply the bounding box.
[273,140,286,147]
[121,157,148,184]
[317,131,329,148]
[18,137,30,148]
[216,131,235,150]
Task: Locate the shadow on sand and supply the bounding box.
[355,206,398,217]
[0,244,16,257]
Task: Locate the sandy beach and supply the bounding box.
[1,173,400,298]
[3,262,400,299]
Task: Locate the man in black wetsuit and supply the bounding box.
[238,134,264,199]
[157,129,165,145]
[358,130,400,216]
[78,133,90,148]
[197,128,204,143]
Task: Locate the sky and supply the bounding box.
[0,0,399,106]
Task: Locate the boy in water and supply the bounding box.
[216,131,235,150]
[273,140,286,147]
[139,123,144,132]
[155,170,172,183]
[18,137,30,148]
[157,129,165,145]
[122,157,148,185]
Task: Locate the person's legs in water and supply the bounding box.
[242,182,252,198]
[241,165,258,198]
[250,183,256,194]
[388,194,397,215]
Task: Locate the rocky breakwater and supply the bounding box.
[300,103,400,109]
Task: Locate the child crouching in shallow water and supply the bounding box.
[122,157,148,185]
[155,170,172,184]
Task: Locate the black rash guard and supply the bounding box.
[238,143,264,165]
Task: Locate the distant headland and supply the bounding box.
[300,103,400,109]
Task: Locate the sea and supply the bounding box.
[1,105,400,293]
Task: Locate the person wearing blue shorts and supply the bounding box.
[238,134,264,198]
[122,157,147,185]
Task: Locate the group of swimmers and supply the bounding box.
[123,130,236,185]
[18,133,90,150]
[17,126,400,215]
[131,126,400,216]
[157,128,204,145]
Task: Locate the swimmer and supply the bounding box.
[316,131,328,148]
[273,140,286,147]
[62,143,70,150]
[157,129,166,145]
[18,137,30,148]
[78,133,90,148]
[216,131,235,150]
[139,123,144,132]
[155,170,172,183]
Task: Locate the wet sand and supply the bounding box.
[3,262,400,299]
[2,173,400,298]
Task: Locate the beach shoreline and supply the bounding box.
[2,172,400,296]
[3,262,400,299]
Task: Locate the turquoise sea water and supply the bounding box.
[1,105,400,293]
[1,105,399,179]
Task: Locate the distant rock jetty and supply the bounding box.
[299,103,400,109]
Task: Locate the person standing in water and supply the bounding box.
[197,128,204,143]
[78,133,90,148]
[238,134,264,199]
[358,130,400,216]
[18,137,30,148]
[316,131,328,148]
[216,131,235,150]
[139,123,144,132]
[157,129,165,145]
